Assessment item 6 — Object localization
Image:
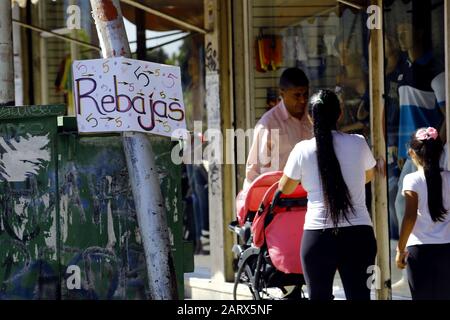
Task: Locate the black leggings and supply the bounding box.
[407,243,450,300]
[301,225,377,300]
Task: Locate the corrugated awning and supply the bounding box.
[121,0,204,32]
[12,0,373,31]
[11,0,204,32]
[12,0,38,7]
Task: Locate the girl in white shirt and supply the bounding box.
[396,127,450,300]
[279,89,377,300]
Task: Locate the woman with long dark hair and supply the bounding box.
[279,89,377,300]
[396,127,450,299]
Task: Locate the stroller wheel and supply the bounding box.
[233,260,257,300]
[234,250,306,300]
[233,251,278,300]
[251,251,275,300]
[281,285,306,300]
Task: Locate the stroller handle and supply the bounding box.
[268,189,308,214]
[270,189,283,212]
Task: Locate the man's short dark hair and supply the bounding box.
[279,67,309,90]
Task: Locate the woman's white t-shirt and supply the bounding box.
[402,170,450,247]
[283,131,376,230]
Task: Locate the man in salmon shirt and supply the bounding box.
[243,68,313,190]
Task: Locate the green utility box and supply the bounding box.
[0,105,193,299]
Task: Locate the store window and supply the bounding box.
[384,0,446,299]
[252,1,370,139]
[291,5,369,139]
[248,0,372,298]
[34,0,100,113]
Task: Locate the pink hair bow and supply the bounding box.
[415,127,438,141]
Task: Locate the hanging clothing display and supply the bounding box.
[255,32,283,72]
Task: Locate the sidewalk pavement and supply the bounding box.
[184,239,412,300]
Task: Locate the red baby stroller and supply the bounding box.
[228,171,307,300]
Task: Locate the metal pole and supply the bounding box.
[0,2,15,106]
[445,0,450,170]
[12,19,102,52]
[135,6,146,60]
[12,5,23,106]
[90,0,178,300]
[369,0,391,300]
[337,0,363,10]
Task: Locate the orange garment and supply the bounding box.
[255,35,283,72]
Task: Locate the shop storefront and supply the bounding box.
[219,0,450,300]
[8,0,450,300]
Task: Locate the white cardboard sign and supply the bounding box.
[72,57,186,137]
